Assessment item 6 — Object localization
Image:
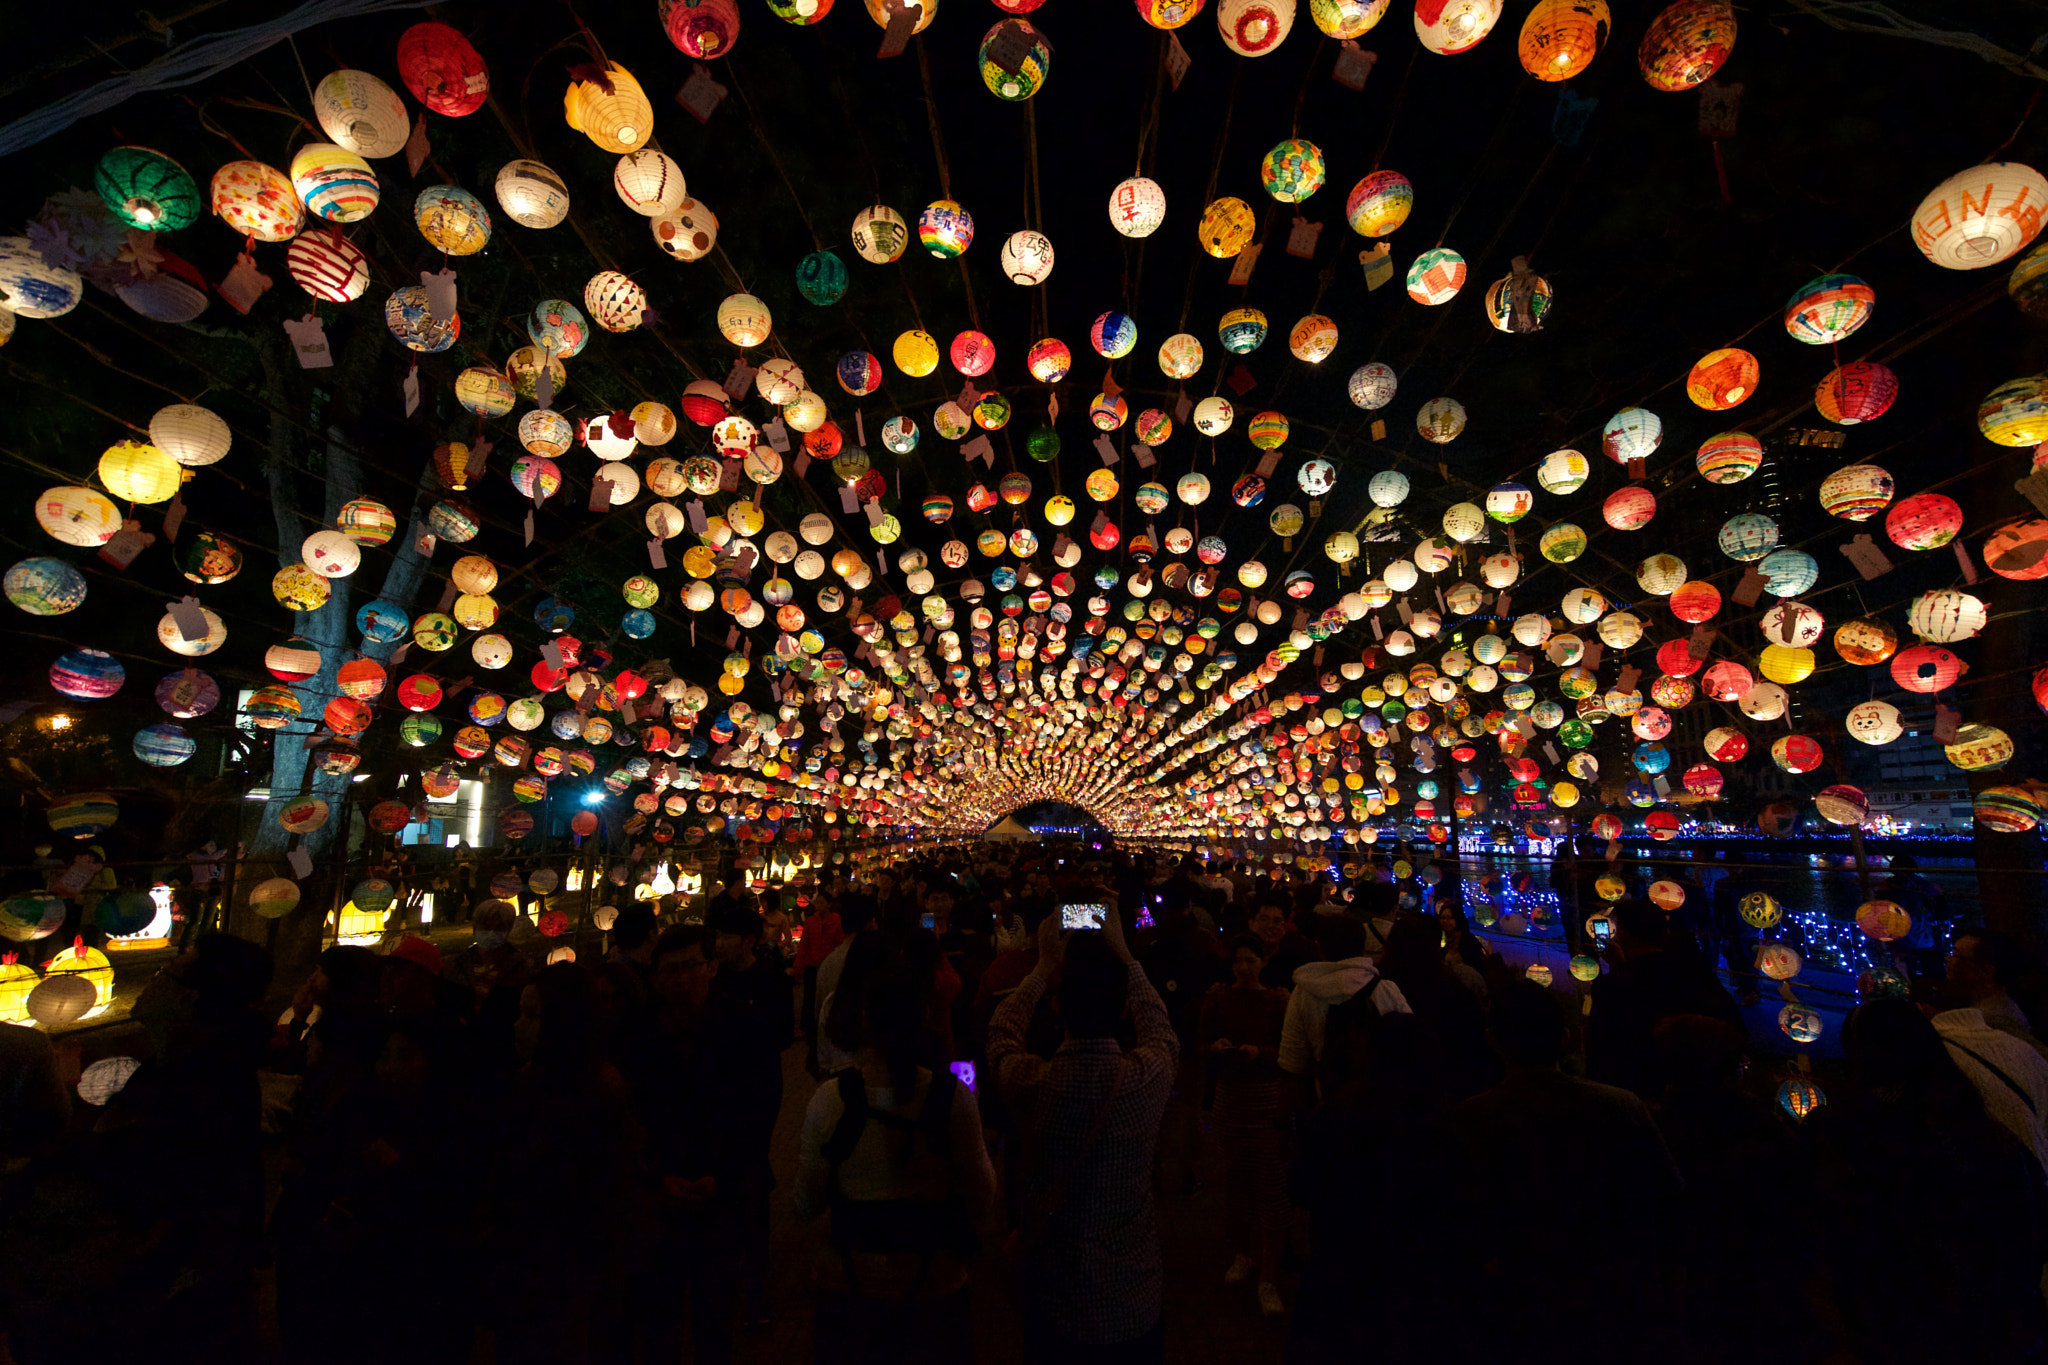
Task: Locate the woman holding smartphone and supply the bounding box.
[1199,932,1292,1317]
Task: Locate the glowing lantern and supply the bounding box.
[1889,643,1965,693]
[980,21,1051,100]
[1815,362,1897,425]
[1602,486,1655,531]
[1199,197,1257,257]
[1638,0,1734,91]
[892,329,939,377]
[1406,248,1467,304]
[864,0,936,29]
[1601,407,1662,464]
[1682,348,1757,409]
[1906,589,1987,642]
[1135,0,1204,28]
[1289,314,1338,362]
[1984,519,2048,579]
[1220,308,1268,353]
[1193,397,1234,435]
[1912,162,2048,269]
[1261,139,1326,202]
[1091,311,1138,359]
[290,143,379,223]
[1844,700,1902,746]
[1718,512,1778,560]
[1758,549,1818,597]
[386,286,460,353]
[1484,271,1552,331]
[1001,230,1056,282]
[1312,0,1389,37]
[1535,449,1589,493]
[209,161,302,242]
[1485,482,1532,523]
[397,22,487,115]
[494,160,569,228]
[1219,0,1295,55]
[1157,332,1204,380]
[1834,618,1898,666]
[1110,177,1167,237]
[1349,362,1398,408]
[1539,523,1586,564]
[1886,493,1962,551]
[564,63,653,153]
[613,149,685,216]
[1978,373,2048,446]
[1518,0,1608,79]
[661,0,740,57]
[717,293,772,348]
[1417,0,1503,53]
[95,144,201,231]
[1976,786,2043,834]
[1346,170,1413,237]
[1418,398,1466,442]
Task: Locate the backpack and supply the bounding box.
[821,1067,977,1297]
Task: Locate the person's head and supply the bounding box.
[1611,899,1667,959]
[758,886,783,917]
[1948,929,2025,1004]
[1228,932,1266,987]
[515,962,601,1072]
[613,902,658,954]
[1249,902,1289,947]
[183,931,273,1017]
[1652,1014,1747,1097]
[1489,979,1566,1069]
[381,938,442,1015]
[1314,914,1367,963]
[1381,914,1446,984]
[316,945,383,1009]
[1058,930,1130,1038]
[376,1019,436,1096]
[473,899,517,947]
[651,924,719,1012]
[1436,898,1471,937]
[1843,997,1989,1123]
[708,902,762,968]
[857,961,932,1103]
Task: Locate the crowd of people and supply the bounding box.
[2,843,2047,1364]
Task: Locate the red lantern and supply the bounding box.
[324,697,372,734]
[396,23,488,117]
[1815,361,1899,425]
[367,800,412,834]
[531,661,568,693]
[336,658,387,699]
[804,422,844,459]
[397,675,442,711]
[1602,485,1657,530]
[1682,763,1723,797]
[570,811,599,836]
[1701,661,1752,701]
[1591,813,1623,840]
[1655,638,1705,677]
[1669,580,1721,623]
[1091,518,1121,551]
[1704,726,1748,762]
[1890,643,1966,693]
[1645,810,1682,840]
[538,909,570,937]
[499,809,535,839]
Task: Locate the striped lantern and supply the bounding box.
[1638,0,1735,91]
[1912,162,2048,270]
[312,70,410,158]
[209,161,302,242]
[285,228,369,301]
[290,144,379,223]
[1783,273,1874,344]
[614,149,686,215]
[397,22,489,116]
[338,497,397,546]
[94,146,201,231]
[1817,464,1894,521]
[1978,373,2048,446]
[1346,170,1413,237]
[432,442,486,492]
[149,403,230,466]
[563,64,654,153]
[1815,362,1898,425]
[1694,430,1761,484]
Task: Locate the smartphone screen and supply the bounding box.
[921,912,935,930]
[1061,903,1108,930]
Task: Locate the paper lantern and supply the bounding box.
[850,203,909,263]
[648,202,718,267]
[495,160,570,228]
[1984,518,2048,579]
[864,0,936,29]
[612,149,686,217]
[385,286,460,353]
[1219,307,1268,354]
[1193,397,1234,435]
[1809,463,1892,522]
[1638,0,1734,91]
[718,293,772,348]
[1347,362,1398,410]
[1001,229,1056,282]
[1406,248,1467,304]
[1602,486,1655,531]
[1261,138,1326,203]
[508,453,561,501]
[313,69,409,157]
[283,228,369,302]
[2011,244,2048,317]
[1154,332,1203,380]
[564,63,654,153]
[1110,177,1167,237]
[1665,580,1718,623]
[517,409,572,457]
[5,557,85,616]
[1601,407,1662,464]
[1518,0,1608,79]
[528,298,588,358]
[1890,643,1965,693]
[290,143,378,223]
[1686,430,1758,486]
[1342,173,1414,243]
[1538,523,1586,564]
[1976,785,2042,834]
[1531,448,1586,494]
[1219,0,1295,54]
[1417,397,1466,442]
[99,440,181,504]
[1977,372,2048,446]
[981,20,1051,99]
[1136,0,1204,27]
[1757,645,1814,687]
[208,162,302,242]
[1886,493,1962,550]
[1946,722,2014,773]
[1250,411,1289,451]
[1198,197,1257,257]
[49,648,123,700]
[1417,0,1502,53]
[1906,589,1987,642]
[1815,362,1897,425]
[914,200,974,261]
[415,185,491,255]
[1834,617,1898,666]
[892,329,939,377]
[1717,512,1777,560]
[1912,161,2048,269]
[584,271,648,333]
[1779,276,1874,350]
[1680,348,1757,410]
[1844,699,1902,746]
[398,22,488,116]
[95,145,201,231]
[661,0,740,57]
[1289,314,1338,362]
[1758,549,1818,597]
[1484,271,1552,331]
[149,403,230,468]
[1091,310,1138,359]
[157,604,224,656]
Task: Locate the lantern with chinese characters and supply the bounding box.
[210,161,302,242]
[398,22,488,116]
[1289,314,1338,362]
[1886,493,1962,551]
[1638,0,1734,91]
[1219,0,1295,54]
[851,203,908,263]
[1406,248,1467,304]
[718,294,772,348]
[1220,307,1268,354]
[1417,0,1503,53]
[1109,177,1167,237]
[291,144,379,223]
[917,199,975,257]
[564,64,653,153]
[495,160,570,228]
[1912,162,2048,269]
[980,20,1051,100]
[1198,197,1257,257]
[1518,0,1608,79]
[1001,230,1055,282]
[1815,362,1897,424]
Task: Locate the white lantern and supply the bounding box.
[595,461,639,504]
[495,160,570,228]
[1384,559,1419,592]
[799,512,834,545]
[301,529,361,578]
[1368,470,1409,506]
[851,203,909,263]
[1219,0,1297,55]
[1442,502,1485,542]
[1846,699,1903,745]
[1000,230,1055,284]
[1418,397,1467,443]
[583,418,638,461]
[1109,177,1167,237]
[1348,362,1397,410]
[613,149,685,215]
[646,502,687,539]
[313,69,410,158]
[149,403,231,467]
[1912,162,2048,270]
[1193,397,1234,435]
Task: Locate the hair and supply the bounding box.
[1252,900,1289,922]
[185,932,273,1012]
[318,945,383,1004]
[532,963,603,1078]
[1058,931,1130,1038]
[1652,1013,1747,1093]
[1959,927,2025,987]
[613,902,657,950]
[651,923,717,966]
[1315,914,1367,961]
[1844,997,1996,1135]
[1380,915,1447,988]
[838,893,881,933]
[1227,931,1268,963]
[858,961,933,1107]
[1609,898,1666,946]
[708,902,762,941]
[1489,979,1566,1068]
[474,899,517,932]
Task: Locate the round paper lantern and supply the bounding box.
[1311,0,1389,38]
[1815,362,1897,425]
[1834,618,1899,666]
[612,149,686,217]
[1156,332,1204,380]
[717,293,772,348]
[1261,138,1325,202]
[1000,230,1056,282]
[1219,307,1268,353]
[291,143,379,222]
[149,403,230,469]
[1783,274,1874,347]
[35,487,118,547]
[1717,512,1778,560]
[312,69,410,157]
[1913,162,2048,270]
[1346,170,1413,237]
[1193,397,1234,435]
[1219,0,1296,54]
[1758,645,1815,687]
[1758,549,1818,597]
[132,723,196,768]
[1518,0,1608,79]
[584,271,647,333]
[1906,589,1987,642]
[1535,449,1588,494]
[915,200,975,260]
[1025,337,1071,383]
[1484,271,1552,331]
[2011,245,2048,317]
[1348,362,1397,409]
[1976,786,2043,834]
[892,329,939,376]
[1667,580,1719,623]
[385,286,460,353]
[1091,310,1138,359]
[1890,643,1965,693]
[1198,197,1257,257]
[1417,0,1503,53]
[95,145,201,231]
[98,440,181,504]
[1406,248,1467,304]
[1977,373,2048,446]
[1109,177,1167,237]
[1844,699,1902,746]
[650,200,718,264]
[1418,397,1466,443]
[1289,314,1338,362]
[1984,519,2048,579]
[50,649,124,699]
[1947,722,2014,772]
[1539,523,1586,564]
[397,22,488,116]
[283,228,369,302]
[1684,348,1758,410]
[563,63,653,153]
[1601,407,1662,464]
[1136,0,1206,27]
[980,20,1050,99]
[495,160,570,228]
[851,203,909,263]
[301,529,361,578]
[1638,0,1734,91]
[661,0,740,57]
[1886,493,1962,550]
[208,162,302,243]
[1810,462,1895,523]
[27,974,96,1026]
[1602,486,1656,531]
[5,557,85,616]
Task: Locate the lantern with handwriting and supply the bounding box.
[1912,161,2048,270]
[1638,0,1734,91]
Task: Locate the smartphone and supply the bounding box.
[1061,903,1108,930]
[921,912,935,930]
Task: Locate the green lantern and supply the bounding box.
[94,146,202,232]
[1026,427,1061,462]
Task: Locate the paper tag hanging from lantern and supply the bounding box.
[421,267,457,322]
[161,494,185,542]
[763,417,790,453]
[676,63,727,123]
[1840,534,1892,580]
[99,519,154,569]
[1699,81,1742,137]
[535,361,554,410]
[2014,471,2048,517]
[168,595,209,641]
[1228,243,1261,287]
[1166,32,1191,88]
[877,0,920,58]
[219,251,271,313]
[1094,434,1118,466]
[283,314,332,368]
[1359,243,1393,290]
[1133,443,1156,468]
[723,357,754,402]
[1286,217,1322,259]
[287,848,314,879]
[404,117,430,176]
[1332,42,1376,91]
[1933,705,1961,744]
[985,21,1044,73]
[1370,419,1386,440]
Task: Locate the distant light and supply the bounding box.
[46,714,72,731]
[351,774,369,782]
[583,791,603,805]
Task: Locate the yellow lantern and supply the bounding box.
[0,955,35,1026]
[893,329,939,376]
[564,63,653,153]
[717,293,772,348]
[1759,644,1816,685]
[1198,196,1257,257]
[98,440,182,503]
[1518,0,1609,81]
[864,0,937,32]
